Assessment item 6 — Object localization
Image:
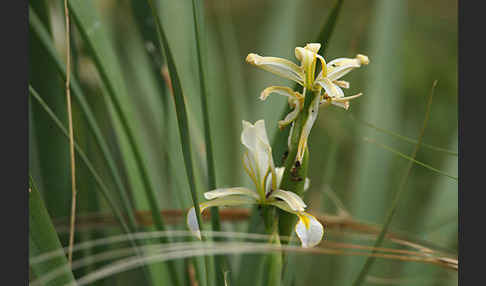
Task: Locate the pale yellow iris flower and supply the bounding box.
[187,120,322,248]
[246,43,369,163]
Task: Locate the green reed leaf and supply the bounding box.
[29,6,138,230]
[67,1,181,284]
[29,86,131,235]
[29,86,155,285]
[67,0,173,237]
[352,81,437,286]
[29,2,70,222]
[146,0,208,285]
[363,137,458,181]
[350,114,458,156]
[29,176,76,286]
[190,0,228,284]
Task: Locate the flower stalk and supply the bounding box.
[187,42,368,284]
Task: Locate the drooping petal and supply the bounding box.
[321,93,363,110]
[186,205,207,240]
[246,53,304,85]
[329,101,349,110]
[288,122,294,149]
[204,187,260,200]
[186,196,258,239]
[278,98,302,129]
[268,189,307,212]
[260,86,302,101]
[331,93,363,110]
[295,212,324,248]
[296,96,320,163]
[316,77,344,99]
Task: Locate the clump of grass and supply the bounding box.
[29,0,458,285]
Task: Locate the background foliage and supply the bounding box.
[29,0,457,285]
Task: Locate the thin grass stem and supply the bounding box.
[349,114,458,156]
[363,138,458,181]
[63,0,77,265]
[352,80,438,286]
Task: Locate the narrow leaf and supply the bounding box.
[29,176,76,286]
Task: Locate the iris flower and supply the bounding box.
[246,43,369,162]
[186,120,323,248]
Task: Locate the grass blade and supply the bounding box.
[29,176,76,285]
[190,0,228,284]
[351,81,437,286]
[363,137,458,181]
[29,86,154,285]
[145,0,208,285]
[62,0,78,264]
[29,1,71,223]
[29,6,138,230]
[337,0,406,283]
[29,86,131,235]
[350,114,458,156]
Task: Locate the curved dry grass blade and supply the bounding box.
[31,238,457,286]
[53,241,456,286]
[29,176,76,285]
[30,228,457,269]
[352,81,437,286]
[50,208,457,257]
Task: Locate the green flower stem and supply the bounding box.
[277,89,319,239]
[262,206,282,286]
[263,89,319,284]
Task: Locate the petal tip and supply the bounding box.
[305,43,321,53]
[356,54,369,65]
[295,213,324,248]
[246,53,261,65]
[186,207,202,240]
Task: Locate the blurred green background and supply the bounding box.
[29,0,457,285]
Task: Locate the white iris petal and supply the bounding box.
[317,77,344,99]
[295,213,324,248]
[204,187,260,200]
[187,196,259,240]
[246,54,304,85]
[296,96,320,163]
[268,189,307,212]
[241,120,274,190]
